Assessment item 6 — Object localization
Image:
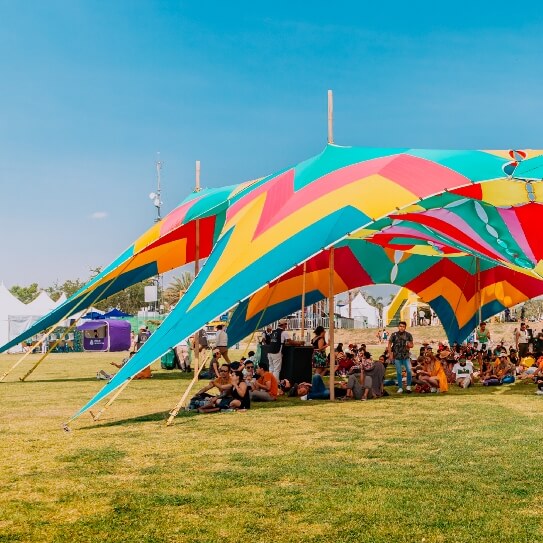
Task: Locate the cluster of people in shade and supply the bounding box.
[187,319,543,413]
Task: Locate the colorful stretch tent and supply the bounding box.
[3,144,543,421]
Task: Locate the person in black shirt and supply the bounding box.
[387,321,414,394]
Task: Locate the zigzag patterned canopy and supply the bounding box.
[3,145,543,420]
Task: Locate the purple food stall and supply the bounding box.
[77,320,131,352]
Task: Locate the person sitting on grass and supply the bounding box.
[298,373,330,400]
[199,349,222,380]
[365,353,386,399]
[243,360,256,389]
[196,363,233,399]
[197,364,236,413]
[337,351,356,375]
[417,354,448,392]
[343,366,363,400]
[452,357,474,388]
[250,361,278,401]
[97,352,135,380]
[229,370,250,410]
[410,357,429,389]
[483,354,514,385]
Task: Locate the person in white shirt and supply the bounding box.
[515,322,530,358]
[215,324,230,363]
[452,358,474,388]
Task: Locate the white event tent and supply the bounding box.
[338,292,380,328]
[0,285,66,353]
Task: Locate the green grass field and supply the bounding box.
[1,349,543,543]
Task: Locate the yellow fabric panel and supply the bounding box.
[480,179,530,206]
[483,150,543,159]
[190,175,419,309]
[133,222,162,254]
[534,260,543,279]
[400,246,466,257]
[385,287,409,324]
[245,269,348,321]
[346,229,378,240]
[229,178,264,198]
[392,204,426,215]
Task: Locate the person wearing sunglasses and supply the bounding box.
[243,362,256,390]
[196,363,233,397]
[196,364,235,413]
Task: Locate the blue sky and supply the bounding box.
[1,0,543,288]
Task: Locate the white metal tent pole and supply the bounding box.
[328,90,334,144]
[300,262,307,342]
[328,248,336,400]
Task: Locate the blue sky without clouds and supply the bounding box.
[1,0,543,288]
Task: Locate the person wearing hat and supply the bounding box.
[452,357,474,388]
[267,318,292,381]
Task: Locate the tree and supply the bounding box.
[10,283,40,303]
[46,279,86,301]
[362,292,384,312]
[164,272,194,307]
[522,300,543,321]
[83,267,158,314]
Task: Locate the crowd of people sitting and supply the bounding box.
[186,320,543,413]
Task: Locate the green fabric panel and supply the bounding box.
[417,192,469,210]
[183,186,236,221]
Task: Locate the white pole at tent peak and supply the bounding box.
[327,90,334,145]
[155,154,162,223]
[195,160,201,192]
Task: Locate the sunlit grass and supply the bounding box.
[1,350,543,542]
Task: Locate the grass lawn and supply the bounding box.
[1,350,543,542]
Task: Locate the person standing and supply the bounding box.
[476,322,491,353]
[515,322,530,358]
[387,320,414,394]
[136,326,149,351]
[129,330,137,354]
[418,309,425,326]
[260,326,272,345]
[268,318,291,381]
[311,326,328,376]
[215,324,230,363]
